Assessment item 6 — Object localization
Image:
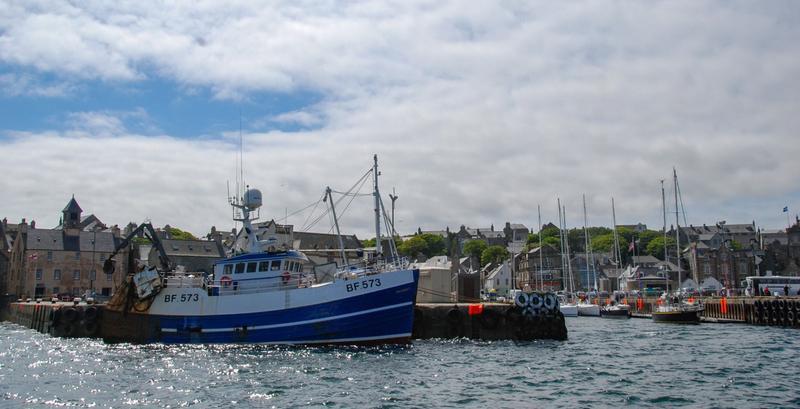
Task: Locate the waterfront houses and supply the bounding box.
[4,198,130,300]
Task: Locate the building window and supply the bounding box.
[90,270,96,281]
[75,251,80,260]
[52,287,59,295]
[73,270,80,280]
[53,269,61,280]
[36,269,42,281]
[106,273,113,282]
[47,251,53,261]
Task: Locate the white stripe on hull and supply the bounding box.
[160,301,413,333]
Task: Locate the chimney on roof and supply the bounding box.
[30,220,35,229]
[112,225,120,237]
[2,217,6,228]
[491,224,494,231]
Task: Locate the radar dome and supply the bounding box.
[243,189,263,209]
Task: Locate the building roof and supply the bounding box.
[161,239,225,258]
[294,231,362,250]
[63,197,83,213]
[25,229,119,252]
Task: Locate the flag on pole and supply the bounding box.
[28,253,38,261]
[783,206,789,213]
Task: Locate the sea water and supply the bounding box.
[1,317,798,408]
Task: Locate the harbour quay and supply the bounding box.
[2,297,568,342]
[623,295,800,327]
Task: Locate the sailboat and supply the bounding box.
[652,169,703,324]
[557,199,578,317]
[601,197,630,319]
[575,195,600,317]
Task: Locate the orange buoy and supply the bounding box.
[468,304,484,316]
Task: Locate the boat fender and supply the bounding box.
[447,308,462,323]
[84,306,99,322]
[63,307,78,323]
[528,293,543,309]
[787,309,797,326]
[281,271,291,284]
[514,292,530,308]
[84,320,99,336]
[480,309,500,330]
[543,294,557,311]
[220,275,232,287]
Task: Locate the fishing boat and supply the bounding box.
[101,156,420,344]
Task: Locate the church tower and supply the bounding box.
[62,196,82,230]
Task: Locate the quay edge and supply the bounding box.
[2,300,568,342]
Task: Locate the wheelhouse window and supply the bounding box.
[246,262,257,273]
[223,264,233,275]
[234,263,245,274]
[270,260,281,271]
[258,262,270,272]
[286,261,294,272]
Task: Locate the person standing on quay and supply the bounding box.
[785,284,790,297]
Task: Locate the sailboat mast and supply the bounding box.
[538,204,544,291]
[673,168,680,295]
[373,154,382,257]
[583,195,590,292]
[661,180,668,263]
[612,197,621,269]
[558,198,567,293]
[564,205,574,294]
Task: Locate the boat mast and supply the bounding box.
[583,195,590,292]
[661,180,667,263]
[373,154,382,258]
[673,168,680,296]
[558,199,567,293]
[611,198,622,270]
[564,204,574,294]
[538,204,544,291]
[325,186,348,266]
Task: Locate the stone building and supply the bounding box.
[5,198,129,299]
[514,244,568,292]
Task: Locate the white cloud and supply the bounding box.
[1,1,799,236]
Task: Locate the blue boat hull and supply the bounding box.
[102,271,419,345]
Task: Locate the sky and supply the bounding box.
[1,1,799,239]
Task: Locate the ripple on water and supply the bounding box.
[2,320,800,408]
